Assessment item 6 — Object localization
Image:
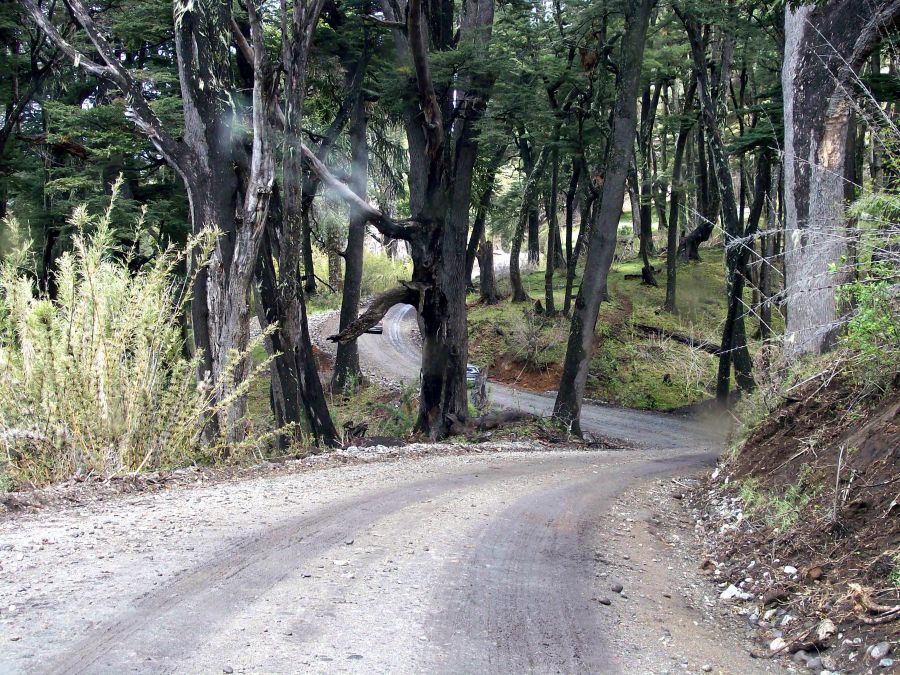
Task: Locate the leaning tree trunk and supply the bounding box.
[553,0,654,433]
[782,0,899,357]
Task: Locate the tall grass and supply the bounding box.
[0,189,267,485]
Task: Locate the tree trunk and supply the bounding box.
[759,160,779,341]
[664,77,697,312]
[465,150,504,286]
[478,236,500,304]
[517,133,542,265]
[332,76,370,392]
[679,6,755,402]
[552,0,654,433]
[510,145,550,303]
[276,0,340,447]
[781,0,898,356]
[544,148,560,314]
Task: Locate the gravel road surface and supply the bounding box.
[1,447,726,674]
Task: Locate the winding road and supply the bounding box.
[0,307,736,674]
[349,303,724,450]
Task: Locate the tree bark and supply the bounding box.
[478,236,500,304]
[332,70,370,392]
[664,76,697,312]
[678,6,754,402]
[781,0,900,357]
[544,148,560,314]
[509,145,551,302]
[552,0,654,433]
[517,132,541,265]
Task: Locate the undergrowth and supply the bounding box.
[0,189,271,486]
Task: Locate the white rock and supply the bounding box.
[871,642,891,660]
[783,565,798,575]
[816,618,836,642]
[720,584,752,601]
[770,638,787,652]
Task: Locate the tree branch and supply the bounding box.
[299,143,417,240]
[22,0,185,168]
[406,0,444,159]
[327,284,425,343]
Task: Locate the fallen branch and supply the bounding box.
[447,410,535,436]
[633,323,720,355]
[850,583,900,624]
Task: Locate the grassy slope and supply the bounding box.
[468,246,781,411]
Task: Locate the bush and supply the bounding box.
[0,193,261,485]
[838,266,900,396]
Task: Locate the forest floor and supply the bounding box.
[687,367,900,674]
[466,245,783,412]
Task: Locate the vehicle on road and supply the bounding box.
[366,319,384,334]
[466,364,481,388]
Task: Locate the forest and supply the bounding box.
[0,0,898,476]
[2,0,900,671]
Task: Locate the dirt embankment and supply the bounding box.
[691,375,900,673]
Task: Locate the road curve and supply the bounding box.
[355,304,723,451]
[1,448,717,674]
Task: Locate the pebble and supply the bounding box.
[611,582,624,594]
[597,597,612,606]
[701,665,712,672]
[769,637,786,652]
[223,667,233,674]
[871,642,891,660]
[880,658,895,668]
[783,565,798,575]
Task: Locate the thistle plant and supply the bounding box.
[0,186,272,485]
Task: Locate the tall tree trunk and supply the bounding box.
[781,0,898,356]
[759,159,780,341]
[564,158,582,270]
[679,6,755,402]
[510,145,551,302]
[552,0,654,433]
[277,0,340,447]
[332,75,370,392]
[664,77,697,312]
[517,133,542,265]
[544,148,560,314]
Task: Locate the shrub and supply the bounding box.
[0,192,266,485]
[838,265,900,396]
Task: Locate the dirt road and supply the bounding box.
[1,445,772,674]
[0,309,765,674]
[325,304,723,449]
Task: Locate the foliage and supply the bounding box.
[739,468,817,532]
[837,267,900,396]
[0,192,268,486]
